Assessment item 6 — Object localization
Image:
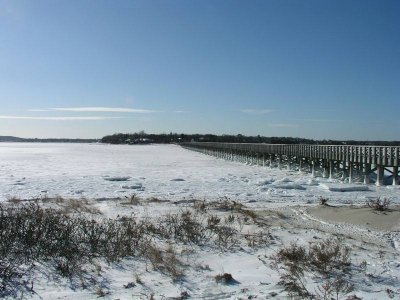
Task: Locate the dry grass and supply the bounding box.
[238,208,257,220]
[197,197,258,223]
[147,197,168,203]
[59,198,101,214]
[144,244,184,280]
[40,195,65,204]
[6,196,23,204]
[121,194,141,205]
[193,200,207,213]
[244,230,272,248]
[367,197,391,212]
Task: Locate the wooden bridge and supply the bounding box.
[181,142,400,186]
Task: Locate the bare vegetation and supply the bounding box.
[146,197,168,203]
[155,210,210,245]
[0,197,271,297]
[319,197,329,206]
[245,230,272,248]
[0,202,169,296]
[315,276,353,300]
[193,200,207,213]
[194,197,258,223]
[367,197,391,212]
[6,196,23,204]
[59,198,101,214]
[271,237,352,299]
[121,194,141,205]
[215,273,237,284]
[144,244,183,280]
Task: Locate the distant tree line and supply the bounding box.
[101,132,400,146]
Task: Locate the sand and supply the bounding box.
[307,204,400,231]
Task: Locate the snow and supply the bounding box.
[0,143,399,299]
[320,183,371,192]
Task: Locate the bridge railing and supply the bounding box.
[181,142,400,167]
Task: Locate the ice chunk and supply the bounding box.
[273,177,292,184]
[320,183,369,192]
[255,178,274,186]
[273,184,306,190]
[121,183,143,189]
[295,178,319,186]
[103,176,131,182]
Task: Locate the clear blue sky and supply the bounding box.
[0,0,399,140]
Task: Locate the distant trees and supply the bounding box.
[3,134,398,146]
[100,132,400,146]
[101,133,173,144]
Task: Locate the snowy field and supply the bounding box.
[0,143,399,299]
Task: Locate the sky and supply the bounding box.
[0,0,399,140]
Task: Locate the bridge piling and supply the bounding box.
[311,160,316,177]
[329,161,334,179]
[376,166,384,186]
[348,163,354,183]
[322,160,329,178]
[363,163,371,184]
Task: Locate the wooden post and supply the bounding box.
[393,166,399,186]
[376,165,384,186]
[322,160,328,178]
[363,163,371,184]
[341,161,347,180]
[311,160,316,177]
[348,163,353,183]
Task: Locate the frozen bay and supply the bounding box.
[1,142,398,206]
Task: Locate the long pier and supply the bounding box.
[181,142,400,186]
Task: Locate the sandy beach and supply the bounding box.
[307,204,400,231]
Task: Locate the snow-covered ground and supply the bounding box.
[1,143,398,206]
[0,143,399,299]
